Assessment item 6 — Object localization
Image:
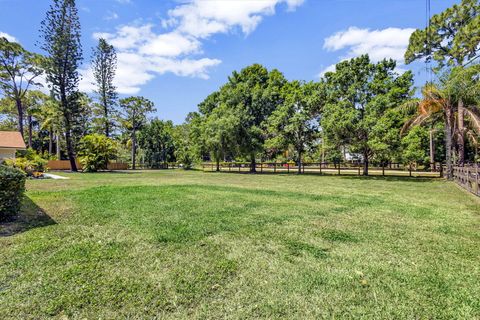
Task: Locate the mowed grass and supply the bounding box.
[1,170,479,319]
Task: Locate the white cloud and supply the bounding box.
[319,26,415,77]
[139,32,201,57]
[168,0,304,38]
[83,0,304,94]
[104,11,119,21]
[0,31,18,43]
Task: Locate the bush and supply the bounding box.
[78,134,118,172]
[0,166,26,221]
[4,149,48,176]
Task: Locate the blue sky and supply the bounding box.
[0,0,458,123]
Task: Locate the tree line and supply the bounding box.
[0,0,479,179]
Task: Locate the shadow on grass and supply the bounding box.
[202,170,440,182]
[336,175,440,183]
[0,196,56,237]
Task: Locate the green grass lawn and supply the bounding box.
[1,170,479,319]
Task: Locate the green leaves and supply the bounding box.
[405,0,480,68]
[266,81,322,164]
[138,119,175,168]
[321,55,413,171]
[78,134,118,172]
[119,96,156,132]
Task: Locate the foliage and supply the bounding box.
[266,81,323,172]
[92,38,118,137]
[119,96,155,169]
[405,0,480,68]
[0,165,26,221]
[78,134,118,172]
[4,149,48,175]
[401,126,430,165]
[40,0,83,172]
[138,119,175,168]
[171,123,196,169]
[0,37,44,136]
[202,104,240,171]
[321,55,413,175]
[200,64,287,171]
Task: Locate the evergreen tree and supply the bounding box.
[40,0,83,171]
[119,96,155,170]
[92,38,117,137]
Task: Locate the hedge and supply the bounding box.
[0,166,26,221]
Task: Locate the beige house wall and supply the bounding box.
[0,148,16,162]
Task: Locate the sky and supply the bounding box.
[0,0,459,124]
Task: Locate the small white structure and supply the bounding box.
[0,131,26,163]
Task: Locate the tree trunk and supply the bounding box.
[457,98,465,165]
[15,98,24,139]
[297,149,302,174]
[65,129,77,171]
[28,114,33,148]
[250,153,256,173]
[49,130,53,155]
[363,151,369,176]
[445,109,454,180]
[56,133,61,159]
[104,102,109,138]
[131,131,137,170]
[429,128,435,172]
[60,91,77,172]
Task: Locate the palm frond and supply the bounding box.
[464,105,480,135]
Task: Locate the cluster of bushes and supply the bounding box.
[0,166,26,221]
[4,149,48,176]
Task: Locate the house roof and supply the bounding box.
[0,131,26,149]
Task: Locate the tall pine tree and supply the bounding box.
[92,38,117,137]
[40,0,82,171]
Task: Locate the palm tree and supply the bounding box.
[400,85,445,172]
[401,74,480,179]
[39,97,63,158]
[446,66,480,165]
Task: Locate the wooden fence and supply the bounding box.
[47,160,128,171]
[202,162,443,178]
[134,163,181,170]
[453,165,480,196]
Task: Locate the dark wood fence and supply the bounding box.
[202,162,443,178]
[47,160,129,171]
[134,162,181,170]
[453,165,480,196]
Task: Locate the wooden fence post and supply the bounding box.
[409,164,412,177]
[261,162,263,173]
[287,163,290,174]
[338,163,341,175]
[382,163,385,176]
[475,165,480,196]
[358,165,360,176]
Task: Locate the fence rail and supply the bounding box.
[47,160,128,171]
[453,165,480,196]
[202,162,443,178]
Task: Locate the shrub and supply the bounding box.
[78,134,118,172]
[0,166,26,221]
[4,149,48,176]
